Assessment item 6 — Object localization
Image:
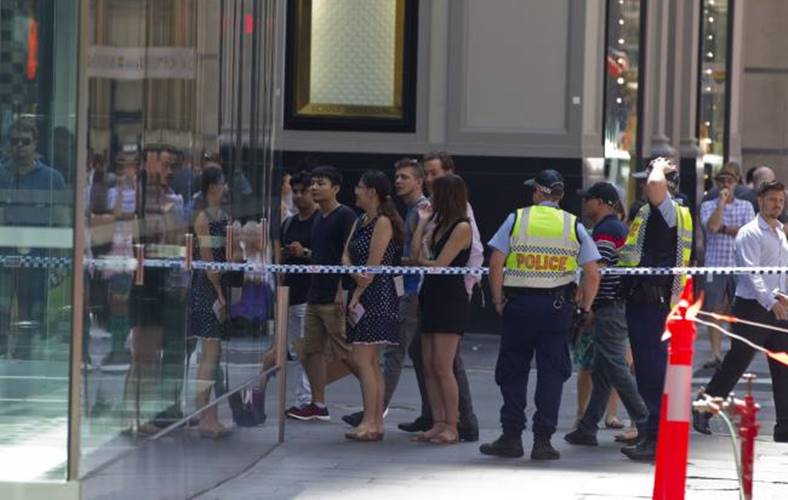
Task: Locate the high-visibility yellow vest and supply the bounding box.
[619,199,693,301]
[503,205,580,289]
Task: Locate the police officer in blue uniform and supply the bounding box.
[480,170,601,460]
[619,158,693,461]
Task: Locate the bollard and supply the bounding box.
[653,277,698,500]
[736,374,760,500]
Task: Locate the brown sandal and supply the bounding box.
[345,430,383,442]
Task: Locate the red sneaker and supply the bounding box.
[286,403,330,421]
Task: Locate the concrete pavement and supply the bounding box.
[196,331,788,500]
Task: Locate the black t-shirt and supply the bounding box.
[307,204,357,305]
[281,211,318,306]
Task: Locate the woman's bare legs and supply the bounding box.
[418,334,444,440]
[430,333,460,442]
[352,344,384,436]
[195,338,223,432]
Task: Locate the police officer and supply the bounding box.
[619,157,693,461]
[480,170,601,460]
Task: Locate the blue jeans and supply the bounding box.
[495,294,573,439]
[578,301,649,436]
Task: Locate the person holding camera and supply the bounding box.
[618,157,694,461]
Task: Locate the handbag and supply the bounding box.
[229,386,267,427]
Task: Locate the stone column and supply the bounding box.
[667,0,703,207]
[640,0,677,162]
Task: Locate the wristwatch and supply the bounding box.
[303,248,312,259]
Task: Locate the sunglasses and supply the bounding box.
[10,137,32,146]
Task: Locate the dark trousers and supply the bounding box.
[705,298,788,437]
[409,322,478,429]
[626,301,670,438]
[495,294,573,439]
[578,301,649,435]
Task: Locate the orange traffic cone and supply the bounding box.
[652,277,699,500]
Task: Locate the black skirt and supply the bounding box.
[418,274,468,335]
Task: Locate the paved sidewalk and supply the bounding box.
[197,333,788,500]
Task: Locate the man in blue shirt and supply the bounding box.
[0,120,66,359]
[480,170,601,461]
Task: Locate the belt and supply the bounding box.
[504,285,571,297]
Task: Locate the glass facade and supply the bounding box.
[698,0,730,184]
[603,0,642,207]
[0,0,281,492]
[0,0,78,482]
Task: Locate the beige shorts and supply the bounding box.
[302,303,352,360]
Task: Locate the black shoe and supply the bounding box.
[152,406,184,428]
[479,434,524,458]
[531,437,560,460]
[342,411,364,427]
[398,416,432,433]
[458,425,479,442]
[621,436,657,461]
[564,428,598,446]
[692,410,712,435]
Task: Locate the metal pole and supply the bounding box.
[67,0,90,481]
[275,286,289,443]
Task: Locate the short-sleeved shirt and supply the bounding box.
[281,211,318,306]
[487,202,601,266]
[700,197,755,267]
[307,204,357,304]
[591,214,628,302]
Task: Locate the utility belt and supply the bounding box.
[505,284,576,309]
[621,278,671,306]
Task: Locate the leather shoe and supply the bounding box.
[531,436,560,460]
[479,434,524,458]
[621,436,657,461]
[398,416,432,433]
[692,410,712,435]
[774,431,788,443]
[342,411,364,427]
[564,429,598,446]
[458,425,479,442]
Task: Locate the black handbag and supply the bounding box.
[228,386,267,427]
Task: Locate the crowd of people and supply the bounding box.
[278,153,787,462]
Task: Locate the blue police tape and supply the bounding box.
[1,254,787,276]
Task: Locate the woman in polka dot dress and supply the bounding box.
[343,170,405,441]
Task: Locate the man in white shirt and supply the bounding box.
[693,180,788,442]
[397,152,480,442]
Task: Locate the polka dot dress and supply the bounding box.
[346,215,399,345]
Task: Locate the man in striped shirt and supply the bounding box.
[565,182,649,447]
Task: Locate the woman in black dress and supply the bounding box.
[411,174,472,444]
[190,165,231,438]
[342,170,404,441]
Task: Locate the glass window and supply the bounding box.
[0,1,79,482]
[79,0,281,492]
[603,0,643,210]
[285,0,418,132]
[698,0,730,184]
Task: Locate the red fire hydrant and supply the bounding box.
[734,374,760,500]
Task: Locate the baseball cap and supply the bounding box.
[714,162,741,182]
[631,157,678,181]
[577,182,620,206]
[524,169,565,194]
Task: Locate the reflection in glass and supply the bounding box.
[698,0,729,178]
[79,1,281,493]
[0,1,77,482]
[603,0,642,206]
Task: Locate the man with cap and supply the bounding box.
[619,157,694,461]
[698,163,755,371]
[564,182,650,448]
[480,169,601,460]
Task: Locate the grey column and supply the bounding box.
[640,0,677,161]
